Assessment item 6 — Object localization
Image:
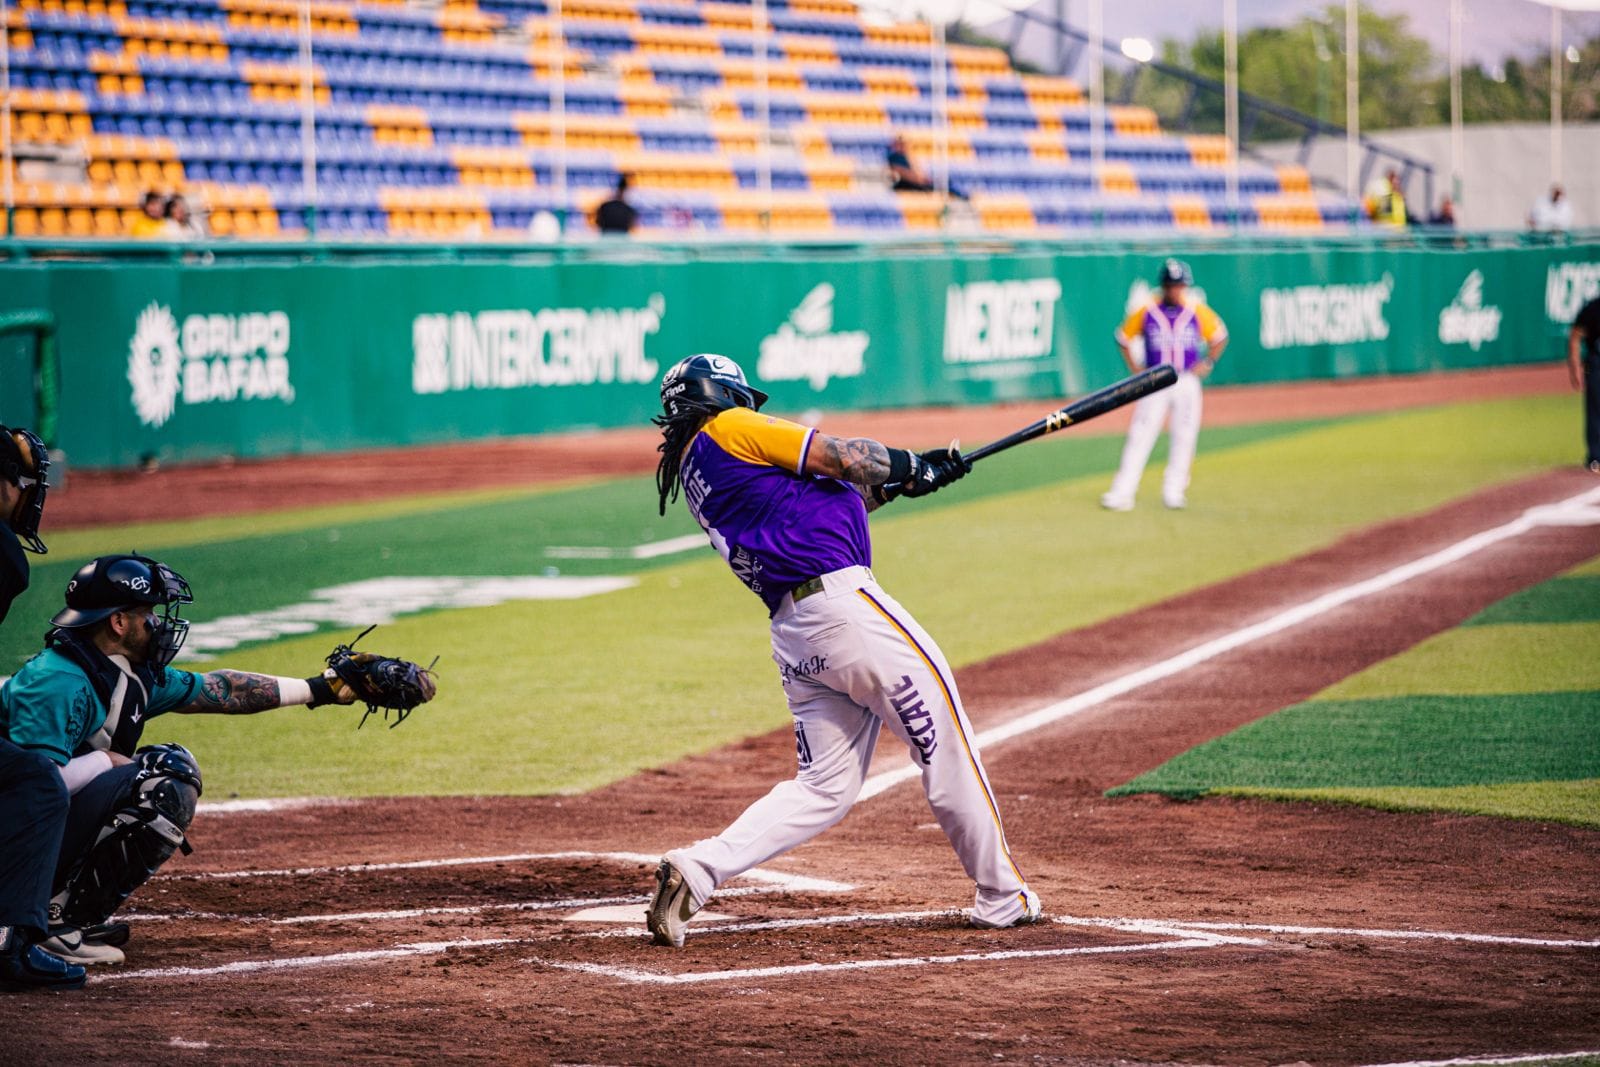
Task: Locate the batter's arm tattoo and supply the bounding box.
[806,433,893,486]
[175,671,283,715]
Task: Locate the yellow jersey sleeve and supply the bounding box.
[1195,303,1228,342]
[701,406,816,475]
[1116,305,1147,343]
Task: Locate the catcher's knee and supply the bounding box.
[53,744,202,928]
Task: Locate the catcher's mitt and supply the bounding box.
[325,625,438,728]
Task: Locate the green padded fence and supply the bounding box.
[1,238,1596,469]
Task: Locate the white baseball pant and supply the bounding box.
[666,566,1034,927]
[1106,370,1203,507]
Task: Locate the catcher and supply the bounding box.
[0,553,436,966]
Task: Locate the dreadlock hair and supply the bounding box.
[654,408,713,516]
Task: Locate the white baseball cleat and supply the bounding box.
[970,888,1043,929]
[39,926,125,966]
[1163,494,1187,510]
[1100,493,1134,512]
[645,858,699,948]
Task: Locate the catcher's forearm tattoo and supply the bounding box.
[820,435,893,486]
[193,670,282,714]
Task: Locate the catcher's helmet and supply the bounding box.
[659,354,768,419]
[1158,258,1194,288]
[51,554,194,668]
[0,424,50,554]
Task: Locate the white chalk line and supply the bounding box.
[154,850,852,895]
[98,938,524,982]
[859,483,1600,801]
[534,937,1228,986]
[1361,1052,1600,1067]
[544,533,709,560]
[123,883,832,927]
[1051,916,1600,950]
[197,797,342,815]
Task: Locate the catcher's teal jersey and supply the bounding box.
[0,648,200,764]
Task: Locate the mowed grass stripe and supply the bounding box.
[1309,622,1600,700]
[120,393,1580,797]
[1223,780,1600,828]
[1108,692,1600,795]
[1465,576,1600,626]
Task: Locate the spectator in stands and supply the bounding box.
[130,192,169,239]
[1529,184,1573,233]
[163,195,206,241]
[1428,196,1456,229]
[886,135,967,200]
[1364,169,1407,228]
[595,175,638,236]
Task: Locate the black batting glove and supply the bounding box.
[899,447,971,498]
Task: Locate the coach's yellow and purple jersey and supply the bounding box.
[681,406,869,614]
[1117,298,1227,372]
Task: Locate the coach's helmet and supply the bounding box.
[0,424,50,554]
[51,554,194,668]
[1157,258,1194,288]
[659,354,768,419]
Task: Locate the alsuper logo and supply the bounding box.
[943,277,1062,364]
[411,296,664,395]
[756,283,869,390]
[127,303,295,429]
[1546,262,1600,323]
[1438,270,1502,351]
[1259,274,1393,350]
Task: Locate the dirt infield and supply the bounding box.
[47,362,1568,529]
[6,466,1597,1066]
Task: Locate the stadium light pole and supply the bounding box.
[1223,0,1239,230]
[298,0,317,238]
[551,0,568,236]
[1343,0,1358,203]
[1449,0,1463,205]
[755,0,772,234]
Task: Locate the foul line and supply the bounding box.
[1360,1052,1600,1067]
[1051,916,1600,950]
[99,938,523,983]
[860,484,1600,801]
[544,533,709,560]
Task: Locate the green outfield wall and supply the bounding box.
[1,238,1596,468]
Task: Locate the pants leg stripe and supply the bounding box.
[855,589,1028,890]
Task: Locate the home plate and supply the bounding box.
[564,905,735,925]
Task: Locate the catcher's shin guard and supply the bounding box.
[53,745,202,928]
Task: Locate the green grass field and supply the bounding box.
[5,393,1585,801]
[1111,553,1600,827]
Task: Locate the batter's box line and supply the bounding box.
[121,883,824,928]
[529,936,1234,986]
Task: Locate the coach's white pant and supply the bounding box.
[667,566,1034,928]
[1106,370,1203,506]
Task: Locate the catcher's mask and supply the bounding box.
[51,554,194,669]
[0,424,50,554]
[658,354,768,419]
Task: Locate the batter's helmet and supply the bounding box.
[0,424,50,554]
[1158,259,1194,287]
[51,554,194,668]
[659,354,768,419]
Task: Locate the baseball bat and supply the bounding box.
[965,364,1177,465]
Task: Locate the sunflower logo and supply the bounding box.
[127,303,184,427]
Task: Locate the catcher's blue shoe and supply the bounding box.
[0,933,87,992]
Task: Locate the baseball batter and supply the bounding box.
[1101,259,1228,511]
[645,354,1040,947]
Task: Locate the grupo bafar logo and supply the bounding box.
[127,302,296,428]
[127,303,184,428]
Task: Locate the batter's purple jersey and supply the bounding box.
[680,407,870,614]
